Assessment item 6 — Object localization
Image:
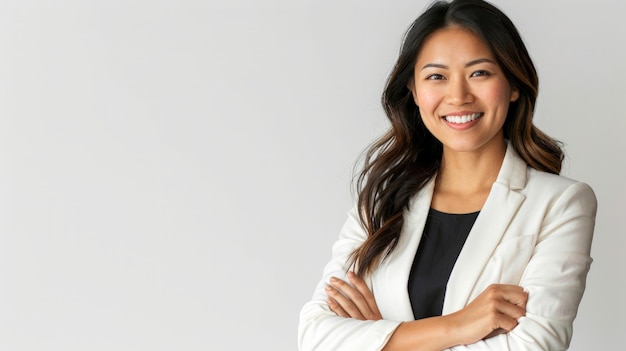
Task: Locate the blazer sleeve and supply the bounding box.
[298,207,402,351]
[448,182,598,351]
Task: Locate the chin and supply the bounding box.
[441,137,503,154]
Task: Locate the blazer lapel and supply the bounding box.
[375,178,435,321]
[442,145,528,315]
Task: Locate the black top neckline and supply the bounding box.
[429,208,481,216]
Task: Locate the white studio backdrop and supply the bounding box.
[0,0,623,350]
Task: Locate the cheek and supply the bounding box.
[414,87,441,112]
[484,82,514,107]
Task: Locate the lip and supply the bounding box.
[441,111,483,117]
[441,112,483,130]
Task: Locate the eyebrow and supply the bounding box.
[421,58,496,70]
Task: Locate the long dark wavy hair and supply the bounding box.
[349,0,563,277]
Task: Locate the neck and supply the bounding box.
[436,139,507,195]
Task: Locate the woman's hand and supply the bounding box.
[325,271,382,320]
[446,284,528,344]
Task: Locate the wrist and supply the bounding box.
[383,316,460,351]
[439,313,462,347]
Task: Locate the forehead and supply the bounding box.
[416,26,495,64]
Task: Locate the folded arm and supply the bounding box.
[299,182,596,351]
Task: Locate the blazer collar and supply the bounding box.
[492,143,528,191]
[376,177,436,321]
[442,144,528,314]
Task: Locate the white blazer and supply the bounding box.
[298,145,597,351]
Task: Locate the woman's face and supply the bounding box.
[409,27,519,155]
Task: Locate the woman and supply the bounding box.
[298,0,597,350]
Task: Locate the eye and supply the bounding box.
[426,73,445,80]
[471,70,491,77]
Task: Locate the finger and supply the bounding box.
[500,288,528,309]
[347,271,382,318]
[487,284,524,293]
[325,284,365,320]
[483,328,506,340]
[496,299,526,321]
[329,277,375,319]
[494,312,519,332]
[485,284,528,309]
[484,286,526,321]
[327,297,349,318]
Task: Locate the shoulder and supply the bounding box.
[526,168,575,188]
[526,168,593,193]
[525,169,597,216]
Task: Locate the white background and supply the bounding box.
[0,0,623,350]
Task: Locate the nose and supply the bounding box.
[445,78,473,105]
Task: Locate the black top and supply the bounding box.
[408,208,479,320]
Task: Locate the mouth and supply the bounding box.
[443,112,483,124]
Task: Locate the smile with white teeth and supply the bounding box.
[444,113,483,124]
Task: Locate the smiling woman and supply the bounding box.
[411,27,519,158]
[298,0,597,350]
